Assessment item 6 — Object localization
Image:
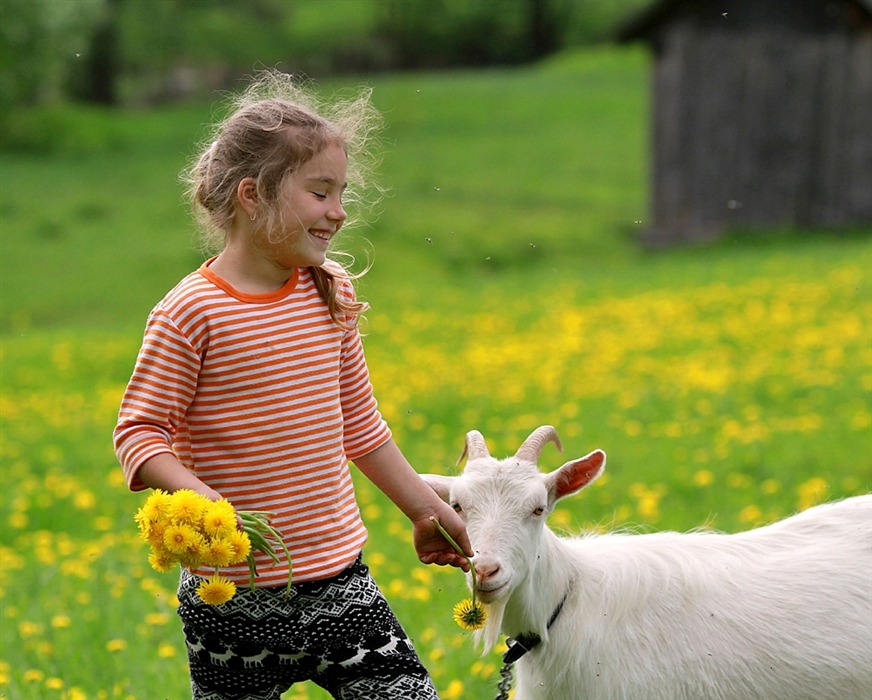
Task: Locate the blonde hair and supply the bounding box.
[183,71,384,327]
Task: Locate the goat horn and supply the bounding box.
[515,425,563,463]
[457,430,490,466]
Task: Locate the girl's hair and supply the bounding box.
[183,70,384,327]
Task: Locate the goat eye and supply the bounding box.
[451,503,463,513]
[532,506,545,517]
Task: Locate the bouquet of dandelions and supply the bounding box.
[135,489,291,606]
[430,517,487,632]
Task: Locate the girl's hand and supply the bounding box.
[412,503,472,571]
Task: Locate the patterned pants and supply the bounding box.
[176,556,439,700]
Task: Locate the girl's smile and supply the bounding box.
[211,142,349,294]
[267,142,348,269]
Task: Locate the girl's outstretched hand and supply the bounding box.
[413,503,472,571]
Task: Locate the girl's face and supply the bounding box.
[260,142,348,269]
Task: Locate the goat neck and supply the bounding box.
[501,525,576,645]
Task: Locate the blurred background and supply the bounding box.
[0,0,645,109]
[1,2,870,699]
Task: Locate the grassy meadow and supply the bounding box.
[1,46,871,700]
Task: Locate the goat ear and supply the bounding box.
[420,474,454,504]
[547,450,606,501]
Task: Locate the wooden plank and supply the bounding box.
[844,33,872,222]
[806,32,849,226]
[648,20,695,242]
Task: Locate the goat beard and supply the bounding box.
[474,596,508,655]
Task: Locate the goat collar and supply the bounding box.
[503,585,571,664]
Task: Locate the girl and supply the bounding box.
[114,72,472,700]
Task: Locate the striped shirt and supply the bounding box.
[114,261,391,585]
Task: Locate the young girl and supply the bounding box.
[114,72,472,700]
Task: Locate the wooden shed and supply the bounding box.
[617,0,872,244]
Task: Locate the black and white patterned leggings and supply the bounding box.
[176,556,439,700]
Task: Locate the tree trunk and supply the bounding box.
[84,0,122,105]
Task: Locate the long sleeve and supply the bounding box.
[114,308,201,491]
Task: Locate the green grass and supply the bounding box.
[2,46,871,699]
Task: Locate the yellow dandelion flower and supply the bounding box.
[134,507,153,538]
[202,500,237,539]
[163,523,199,555]
[441,680,464,699]
[196,574,236,606]
[106,639,127,652]
[157,641,177,658]
[203,538,234,568]
[693,469,714,487]
[146,520,168,549]
[226,530,252,563]
[23,669,44,682]
[168,489,208,526]
[178,533,207,569]
[148,549,178,573]
[50,615,71,628]
[452,598,487,631]
[738,505,763,524]
[142,489,172,520]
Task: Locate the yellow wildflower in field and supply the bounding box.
[106,639,127,652]
[441,679,465,699]
[50,614,71,628]
[158,641,177,658]
[693,470,714,487]
[798,477,829,511]
[738,505,763,525]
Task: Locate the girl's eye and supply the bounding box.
[532,506,545,517]
[312,192,327,199]
[451,503,462,513]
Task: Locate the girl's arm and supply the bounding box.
[137,452,223,501]
[353,439,473,570]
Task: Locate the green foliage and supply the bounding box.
[0,0,104,106]
[1,0,649,114]
[0,104,127,155]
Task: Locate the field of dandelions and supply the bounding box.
[2,48,870,699]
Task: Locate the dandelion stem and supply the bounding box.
[429,516,479,606]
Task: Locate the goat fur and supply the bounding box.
[423,427,872,700]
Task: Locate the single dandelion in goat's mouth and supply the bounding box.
[453,597,488,631]
[430,516,487,631]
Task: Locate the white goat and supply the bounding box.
[423,426,872,700]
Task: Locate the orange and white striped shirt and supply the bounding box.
[114,261,391,585]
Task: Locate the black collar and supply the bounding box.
[503,586,570,664]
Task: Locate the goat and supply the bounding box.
[423,426,872,700]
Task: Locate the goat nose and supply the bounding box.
[474,562,500,583]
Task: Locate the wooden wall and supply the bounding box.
[637,3,872,244]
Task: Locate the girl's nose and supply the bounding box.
[328,201,347,225]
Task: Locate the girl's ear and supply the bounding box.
[545,450,606,503]
[236,177,259,219]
